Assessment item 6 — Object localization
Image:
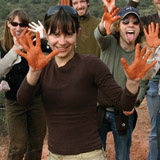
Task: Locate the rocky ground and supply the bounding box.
[0,98,150,160]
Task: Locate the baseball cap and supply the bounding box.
[117,6,140,21]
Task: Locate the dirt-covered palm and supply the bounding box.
[13,27,32,50]
[121,44,157,80]
[16,31,59,71]
[144,22,160,48]
[15,27,33,48]
[59,0,70,5]
[102,5,120,35]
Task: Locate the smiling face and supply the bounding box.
[119,14,140,47]
[47,28,77,59]
[153,0,160,11]
[7,15,26,37]
[44,7,80,65]
[71,0,88,16]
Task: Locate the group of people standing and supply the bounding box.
[0,0,160,160]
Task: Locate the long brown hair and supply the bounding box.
[1,8,29,52]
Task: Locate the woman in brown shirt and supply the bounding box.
[16,5,154,160]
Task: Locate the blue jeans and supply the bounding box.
[157,108,160,160]
[100,111,134,160]
[146,81,160,160]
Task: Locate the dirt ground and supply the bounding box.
[0,98,150,160]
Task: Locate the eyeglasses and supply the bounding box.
[45,5,78,20]
[121,19,140,25]
[10,21,28,27]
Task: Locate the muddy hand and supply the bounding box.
[144,22,160,48]
[16,32,59,70]
[58,0,70,5]
[121,43,157,80]
[102,5,120,35]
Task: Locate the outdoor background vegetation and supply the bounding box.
[0,0,156,37]
[0,0,156,136]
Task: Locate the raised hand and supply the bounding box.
[28,20,45,39]
[102,5,120,35]
[121,43,157,80]
[16,31,59,70]
[58,0,70,5]
[144,22,160,48]
[13,27,32,50]
[102,0,115,12]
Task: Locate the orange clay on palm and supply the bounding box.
[121,43,157,80]
[16,31,59,70]
[60,0,70,5]
[144,22,160,48]
[13,27,33,47]
[102,5,120,35]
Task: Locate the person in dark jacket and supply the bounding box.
[0,9,46,160]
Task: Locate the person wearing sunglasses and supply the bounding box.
[128,1,160,160]
[0,8,46,160]
[94,5,150,160]
[15,4,156,160]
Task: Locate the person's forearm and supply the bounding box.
[26,69,42,86]
[17,76,40,106]
[126,78,139,95]
[98,22,106,36]
[0,48,21,78]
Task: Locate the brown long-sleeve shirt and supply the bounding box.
[17,53,137,155]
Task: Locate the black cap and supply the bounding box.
[117,6,140,21]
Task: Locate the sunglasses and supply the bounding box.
[10,21,28,27]
[45,5,78,20]
[121,19,140,25]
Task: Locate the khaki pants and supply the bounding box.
[48,149,105,160]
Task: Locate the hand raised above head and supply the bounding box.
[16,31,59,71]
[102,5,120,35]
[58,0,70,5]
[144,22,160,48]
[102,0,115,8]
[121,43,157,80]
[28,20,45,39]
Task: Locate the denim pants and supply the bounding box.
[146,81,160,160]
[5,96,46,160]
[100,111,134,160]
[157,108,160,160]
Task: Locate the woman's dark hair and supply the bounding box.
[44,7,80,35]
[1,8,29,52]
